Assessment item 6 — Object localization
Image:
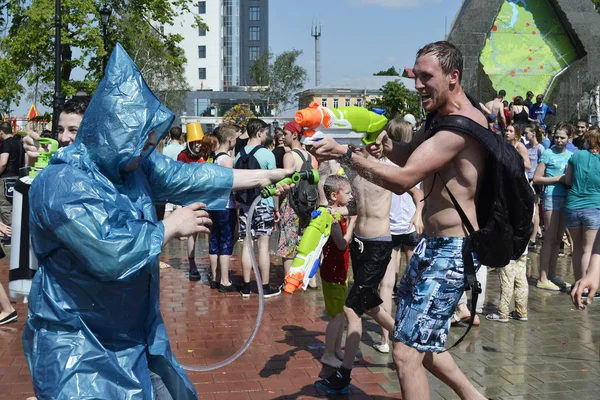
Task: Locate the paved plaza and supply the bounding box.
[1,236,599,399]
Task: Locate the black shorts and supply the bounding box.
[346,235,393,316]
[392,231,419,249]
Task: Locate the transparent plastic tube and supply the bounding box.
[181,195,264,371]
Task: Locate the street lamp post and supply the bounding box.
[51,0,63,138]
[100,6,112,72]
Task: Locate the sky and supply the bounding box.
[268,0,463,87]
[13,0,463,115]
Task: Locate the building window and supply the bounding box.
[249,6,260,21]
[321,97,328,107]
[198,68,206,80]
[198,28,206,36]
[249,26,260,41]
[345,98,351,107]
[198,1,206,14]
[249,46,260,61]
[356,98,362,107]
[333,97,339,108]
[198,45,206,58]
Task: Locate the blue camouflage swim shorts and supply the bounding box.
[393,235,479,353]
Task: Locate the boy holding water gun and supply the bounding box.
[319,175,356,368]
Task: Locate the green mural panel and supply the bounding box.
[479,0,580,99]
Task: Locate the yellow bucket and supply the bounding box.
[186,122,204,142]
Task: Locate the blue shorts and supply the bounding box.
[208,209,237,255]
[565,208,600,230]
[393,235,479,353]
[542,195,565,211]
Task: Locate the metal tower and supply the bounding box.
[311,20,321,87]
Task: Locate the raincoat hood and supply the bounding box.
[71,43,174,182]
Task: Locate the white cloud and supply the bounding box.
[354,0,441,9]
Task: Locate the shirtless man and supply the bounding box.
[311,41,487,400]
[485,90,506,131]
[315,148,396,395]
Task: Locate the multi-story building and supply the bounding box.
[163,0,269,92]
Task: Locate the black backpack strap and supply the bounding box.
[213,152,228,163]
[437,172,481,352]
[248,145,263,157]
[437,172,475,236]
[292,148,312,169]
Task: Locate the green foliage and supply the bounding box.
[249,49,308,115]
[373,66,399,76]
[367,79,420,120]
[0,0,205,114]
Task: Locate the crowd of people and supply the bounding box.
[0,40,598,400]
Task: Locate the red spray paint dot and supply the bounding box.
[540,65,544,70]
[492,25,498,32]
[532,31,537,35]
[510,71,516,77]
[528,57,533,61]
[526,23,530,27]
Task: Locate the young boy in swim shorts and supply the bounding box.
[319,175,356,368]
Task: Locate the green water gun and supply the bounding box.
[29,138,59,178]
[260,169,319,198]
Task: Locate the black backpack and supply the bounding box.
[426,113,534,349]
[234,146,264,205]
[288,149,318,229]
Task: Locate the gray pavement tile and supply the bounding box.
[539,392,597,400]
[472,374,512,387]
[377,380,401,394]
[563,379,600,391]
[526,381,574,393]
[503,383,544,396]
[502,374,543,385]
[497,395,541,400]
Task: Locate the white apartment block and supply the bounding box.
[163,0,269,92]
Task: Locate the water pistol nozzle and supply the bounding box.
[29,138,59,178]
[261,169,319,198]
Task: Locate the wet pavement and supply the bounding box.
[1,235,599,399]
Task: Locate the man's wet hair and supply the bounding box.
[416,41,463,82]
[499,90,506,98]
[247,118,268,138]
[169,126,183,141]
[217,123,241,144]
[0,121,12,135]
[60,97,90,116]
[526,91,534,98]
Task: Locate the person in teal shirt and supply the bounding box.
[234,118,281,298]
[533,122,574,291]
[565,128,600,283]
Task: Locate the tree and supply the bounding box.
[0,0,205,114]
[373,66,399,76]
[248,49,308,115]
[367,79,420,120]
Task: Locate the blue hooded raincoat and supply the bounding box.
[22,44,233,399]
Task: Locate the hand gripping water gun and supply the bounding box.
[9,138,59,300]
[295,102,388,146]
[260,169,319,198]
[283,206,339,294]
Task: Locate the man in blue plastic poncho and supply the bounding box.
[22,44,292,399]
